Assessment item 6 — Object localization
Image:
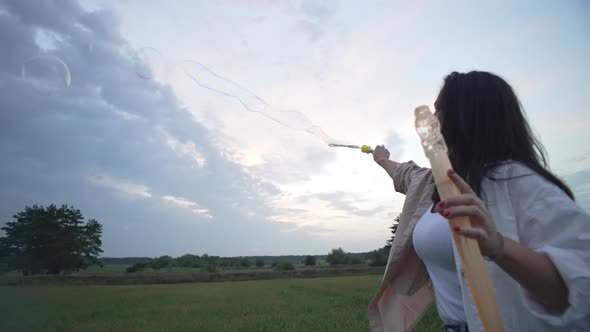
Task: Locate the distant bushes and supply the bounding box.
[240,259,252,268]
[101,257,151,265]
[151,256,173,270]
[326,248,363,266]
[125,262,148,273]
[367,247,390,267]
[304,255,316,266]
[351,256,362,265]
[126,254,264,273]
[121,248,376,274]
[273,261,295,271]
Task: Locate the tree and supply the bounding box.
[367,246,389,267]
[240,258,252,268]
[273,261,295,271]
[255,259,265,267]
[175,254,199,267]
[326,248,352,266]
[350,256,362,265]
[304,255,316,266]
[385,214,400,249]
[198,253,218,272]
[150,255,173,270]
[367,214,400,267]
[0,204,103,275]
[126,262,148,273]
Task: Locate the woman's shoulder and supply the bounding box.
[486,160,535,178]
[486,160,554,186]
[484,160,570,202]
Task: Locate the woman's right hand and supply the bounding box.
[372,145,390,166]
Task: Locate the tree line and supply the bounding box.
[326,215,398,267]
[0,204,398,275]
[124,253,321,273]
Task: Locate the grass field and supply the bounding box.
[0,275,441,331]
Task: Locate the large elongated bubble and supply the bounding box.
[180,60,342,145]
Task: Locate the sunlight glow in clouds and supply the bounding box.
[161,195,213,219]
[162,131,206,168]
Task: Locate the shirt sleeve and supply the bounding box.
[510,170,590,329]
[393,161,430,195]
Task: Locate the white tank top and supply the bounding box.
[412,205,466,324]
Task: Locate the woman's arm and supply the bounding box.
[372,145,400,180]
[493,236,568,313]
[435,169,569,314]
[372,145,432,195]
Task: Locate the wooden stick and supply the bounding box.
[414,105,504,332]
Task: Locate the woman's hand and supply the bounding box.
[434,169,504,260]
[372,145,390,166]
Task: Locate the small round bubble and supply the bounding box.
[133,47,163,80]
[21,55,71,95]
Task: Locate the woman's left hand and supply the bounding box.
[434,169,504,259]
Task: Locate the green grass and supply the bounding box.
[0,275,441,331]
[414,306,443,332]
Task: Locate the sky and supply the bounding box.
[0,0,589,257]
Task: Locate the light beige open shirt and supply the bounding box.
[367,161,590,332]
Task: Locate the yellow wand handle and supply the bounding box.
[361,145,373,154]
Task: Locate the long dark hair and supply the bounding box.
[433,71,574,200]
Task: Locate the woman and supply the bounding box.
[367,71,590,332]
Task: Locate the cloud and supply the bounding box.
[88,175,152,199]
[295,191,390,217]
[161,195,212,219]
[249,0,338,43]
[162,131,206,168]
[295,19,322,42]
[292,0,338,43]
[569,152,590,163]
[563,170,590,213]
[238,143,335,185]
[575,183,590,196]
[0,0,301,256]
[297,0,336,20]
[384,129,405,161]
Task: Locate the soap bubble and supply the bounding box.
[180,60,338,144]
[21,55,71,95]
[133,47,163,80]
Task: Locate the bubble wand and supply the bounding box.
[414,105,504,331]
[328,143,374,154]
